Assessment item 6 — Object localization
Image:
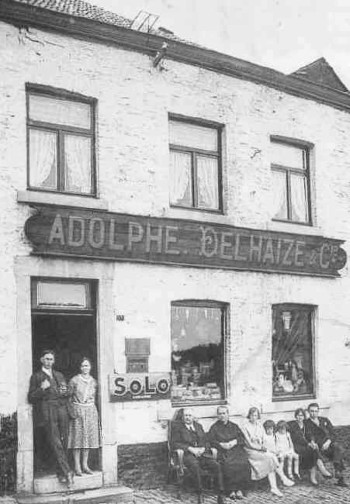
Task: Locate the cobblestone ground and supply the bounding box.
[133,468,350,504]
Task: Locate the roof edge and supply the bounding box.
[2,0,350,113]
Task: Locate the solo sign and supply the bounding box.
[109,373,171,402]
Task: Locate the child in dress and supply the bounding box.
[263,420,295,487]
[275,420,300,481]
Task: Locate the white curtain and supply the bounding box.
[271,170,287,219]
[197,156,219,209]
[291,173,308,222]
[64,134,92,193]
[170,151,192,206]
[29,129,57,189]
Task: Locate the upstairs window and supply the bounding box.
[171,301,226,404]
[271,140,311,224]
[169,118,222,211]
[27,87,95,195]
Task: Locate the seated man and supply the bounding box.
[171,408,225,504]
[306,402,347,487]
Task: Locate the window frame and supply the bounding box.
[31,277,96,316]
[170,299,228,407]
[270,137,312,226]
[26,84,97,197]
[169,115,223,213]
[271,302,316,403]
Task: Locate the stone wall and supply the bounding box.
[0,414,17,495]
[118,442,168,489]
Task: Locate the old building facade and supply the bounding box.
[0,0,350,495]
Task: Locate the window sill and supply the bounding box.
[267,220,323,236]
[17,190,109,211]
[272,394,316,403]
[171,399,227,408]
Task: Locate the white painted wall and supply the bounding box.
[0,19,350,451]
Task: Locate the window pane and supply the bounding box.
[271,170,288,219]
[64,134,92,193]
[29,129,57,189]
[272,305,314,399]
[35,281,90,309]
[171,305,224,403]
[169,121,217,151]
[197,155,219,209]
[170,151,192,207]
[29,94,91,129]
[290,173,309,223]
[271,142,305,169]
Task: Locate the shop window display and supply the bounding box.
[272,304,315,400]
[171,302,225,404]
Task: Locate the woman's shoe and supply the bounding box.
[229,492,236,500]
[235,490,244,500]
[75,470,83,477]
[310,478,318,486]
[82,467,93,475]
[282,477,295,487]
[270,487,283,497]
[287,473,294,481]
[294,473,301,480]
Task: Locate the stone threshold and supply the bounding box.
[8,485,133,504]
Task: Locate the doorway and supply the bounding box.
[30,278,99,477]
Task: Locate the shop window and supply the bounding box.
[27,86,95,195]
[271,139,311,224]
[169,117,222,212]
[171,301,226,404]
[272,304,315,400]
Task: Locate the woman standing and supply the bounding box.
[68,358,101,476]
[209,406,251,500]
[288,408,331,485]
[241,407,293,497]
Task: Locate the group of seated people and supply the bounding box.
[170,403,347,503]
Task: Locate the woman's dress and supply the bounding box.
[288,420,318,470]
[241,420,278,480]
[209,420,251,493]
[68,375,101,449]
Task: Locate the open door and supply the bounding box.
[30,278,100,490]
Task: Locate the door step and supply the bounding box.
[16,485,133,504]
[34,472,103,494]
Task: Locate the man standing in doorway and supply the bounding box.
[28,349,73,486]
[306,402,348,487]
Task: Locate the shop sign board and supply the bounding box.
[109,373,171,401]
[25,205,347,278]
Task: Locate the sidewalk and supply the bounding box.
[134,470,350,504]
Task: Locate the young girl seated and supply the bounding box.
[263,420,295,487]
[275,420,300,481]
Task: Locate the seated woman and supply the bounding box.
[208,406,251,500]
[288,408,331,485]
[241,407,293,497]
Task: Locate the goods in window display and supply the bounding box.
[272,305,314,398]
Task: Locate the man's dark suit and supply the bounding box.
[28,369,71,479]
[171,419,224,494]
[305,416,345,477]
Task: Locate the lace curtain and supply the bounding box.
[64,134,92,193]
[197,156,219,209]
[291,173,308,222]
[170,151,192,206]
[29,129,57,189]
[272,170,287,219]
